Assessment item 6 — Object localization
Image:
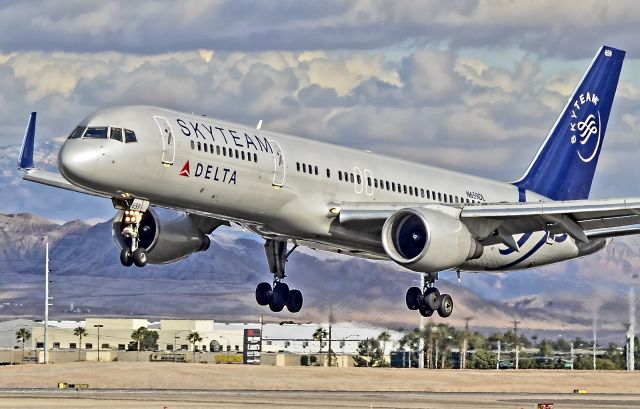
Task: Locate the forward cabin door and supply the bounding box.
[154,116,175,165]
[269,140,285,187]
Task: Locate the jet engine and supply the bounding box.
[381,207,483,272]
[112,207,220,265]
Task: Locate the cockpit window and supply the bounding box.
[124,129,137,143]
[68,126,86,139]
[84,127,108,139]
[110,127,123,142]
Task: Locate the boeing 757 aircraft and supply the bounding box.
[18,46,637,318]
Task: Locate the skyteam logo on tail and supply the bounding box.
[569,92,601,163]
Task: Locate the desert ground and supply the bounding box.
[0,362,639,408]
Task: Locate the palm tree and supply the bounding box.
[131,327,146,362]
[313,327,328,352]
[15,328,31,363]
[187,331,203,363]
[73,326,88,361]
[378,331,391,353]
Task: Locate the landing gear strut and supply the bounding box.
[119,208,148,268]
[405,272,454,318]
[255,239,304,313]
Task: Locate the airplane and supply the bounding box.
[17,45,638,318]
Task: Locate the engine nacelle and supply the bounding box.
[381,207,482,272]
[112,208,213,265]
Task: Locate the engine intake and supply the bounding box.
[381,207,482,272]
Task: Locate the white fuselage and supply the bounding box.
[58,105,582,272]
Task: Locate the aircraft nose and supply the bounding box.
[58,140,99,186]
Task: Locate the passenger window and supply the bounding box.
[216,146,221,155]
[303,163,307,173]
[210,144,214,153]
[392,182,396,192]
[449,194,453,203]
[191,140,195,150]
[414,187,419,197]
[314,166,318,176]
[386,181,390,190]
[84,127,108,139]
[367,177,371,187]
[253,153,257,162]
[357,174,361,184]
[124,129,137,143]
[438,192,442,202]
[338,171,342,181]
[326,169,331,178]
[68,126,86,139]
[296,162,300,172]
[235,150,239,159]
[241,151,245,160]
[350,173,354,183]
[403,185,407,194]
[409,186,413,195]
[203,143,208,153]
[197,142,202,151]
[374,179,378,188]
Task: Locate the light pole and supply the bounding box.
[94,325,103,362]
[173,330,190,363]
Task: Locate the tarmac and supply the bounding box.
[0,362,639,408]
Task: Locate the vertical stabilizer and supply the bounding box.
[18,112,37,170]
[514,46,624,200]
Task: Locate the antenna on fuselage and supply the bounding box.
[256,120,263,130]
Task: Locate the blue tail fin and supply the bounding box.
[514,46,625,201]
[18,112,37,170]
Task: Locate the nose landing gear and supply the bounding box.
[254,239,304,313]
[119,209,148,267]
[405,272,454,318]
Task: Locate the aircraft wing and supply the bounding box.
[18,112,110,198]
[334,198,640,248]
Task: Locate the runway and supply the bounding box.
[0,389,639,409]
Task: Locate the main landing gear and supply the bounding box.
[405,273,454,318]
[255,239,304,313]
[119,209,148,268]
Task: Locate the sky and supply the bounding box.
[3,0,640,221]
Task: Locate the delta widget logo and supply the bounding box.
[179,161,190,177]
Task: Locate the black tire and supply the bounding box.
[132,247,148,267]
[405,286,422,310]
[269,301,284,312]
[272,282,289,305]
[286,289,303,313]
[437,294,454,318]
[120,248,133,267]
[255,282,273,306]
[419,305,434,317]
[422,287,441,310]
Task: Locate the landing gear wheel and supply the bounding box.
[405,287,422,310]
[255,282,273,306]
[132,247,148,267]
[437,294,454,318]
[120,248,133,267]
[418,305,434,317]
[269,283,290,312]
[286,289,303,313]
[422,287,441,310]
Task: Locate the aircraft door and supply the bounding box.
[154,116,175,165]
[269,139,285,187]
[363,169,373,195]
[353,167,363,194]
